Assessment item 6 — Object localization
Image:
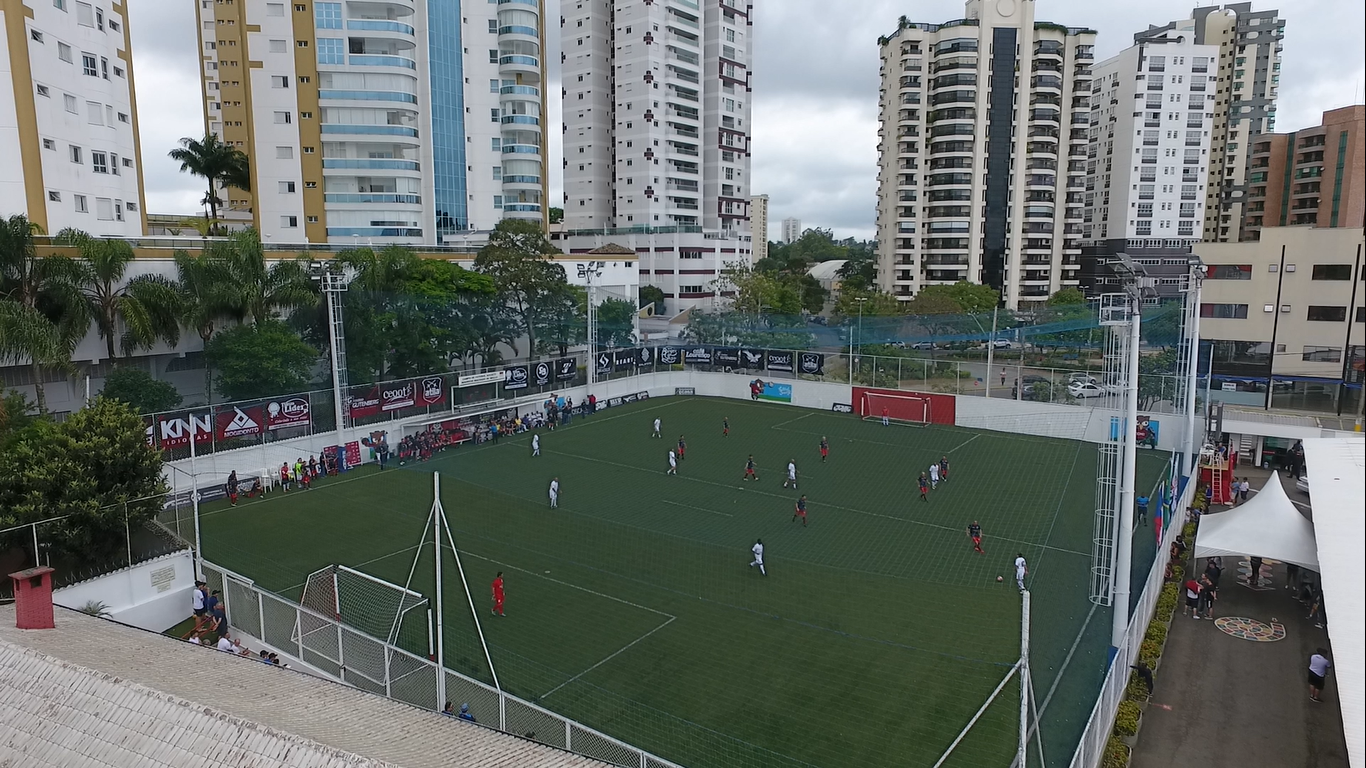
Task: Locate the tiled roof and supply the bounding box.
[0,605,614,768]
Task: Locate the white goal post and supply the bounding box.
[297,564,433,655]
[861,390,932,426]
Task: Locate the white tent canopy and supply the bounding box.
[1193,474,1319,571]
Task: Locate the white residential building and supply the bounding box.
[1083,34,1219,242]
[780,216,799,243]
[558,0,755,311]
[2,0,146,235]
[750,193,767,262]
[1135,4,1283,243]
[874,0,1096,309]
[194,0,548,245]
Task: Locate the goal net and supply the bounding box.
[861,391,931,426]
[296,564,432,656]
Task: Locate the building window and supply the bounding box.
[680,285,704,294]
[81,53,97,76]
[1301,346,1341,363]
[95,197,113,220]
[117,112,129,123]
[91,151,108,173]
[36,84,50,97]
[315,2,341,28]
[276,146,293,159]
[48,191,61,202]
[279,181,296,193]
[75,1,93,26]
[31,29,44,42]
[42,138,56,150]
[491,108,499,122]
[69,145,82,164]
[316,38,344,65]
[274,110,292,124]
[271,75,291,88]
[54,0,67,10]
[266,2,285,15]
[491,137,501,151]
[269,39,287,53]
[74,194,87,212]
[110,153,119,174]
[1311,264,1353,281]
[121,157,133,168]
[86,100,102,124]
[307,215,319,223]
[1199,303,1248,319]
[493,195,503,209]
[490,78,499,93]
[58,42,72,62]
[1206,264,1251,280]
[488,19,497,33]
[1306,306,1347,322]
[492,166,502,180]
[281,215,298,228]
[489,49,498,64]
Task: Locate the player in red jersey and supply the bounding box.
[722,417,730,437]
[918,473,929,502]
[677,435,686,461]
[793,495,808,526]
[882,406,890,426]
[819,436,829,463]
[491,572,505,616]
[743,455,759,481]
[967,521,984,553]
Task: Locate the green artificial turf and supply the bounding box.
[189,396,1170,768]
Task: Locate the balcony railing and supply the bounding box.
[324,193,421,204]
[320,124,418,137]
[322,158,420,171]
[348,55,416,69]
[347,20,415,35]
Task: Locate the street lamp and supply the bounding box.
[578,261,605,389]
[849,297,868,385]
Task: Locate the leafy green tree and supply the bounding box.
[212,229,317,326]
[904,291,961,316]
[1142,302,1184,349]
[1047,287,1087,306]
[918,281,1000,314]
[473,219,567,357]
[596,297,638,348]
[534,283,587,357]
[833,289,903,317]
[0,389,36,446]
[0,214,90,413]
[548,207,564,224]
[171,248,236,402]
[0,397,167,565]
[1138,347,1180,410]
[99,366,183,414]
[168,133,251,233]
[716,261,802,315]
[836,252,877,292]
[55,229,181,360]
[204,319,318,401]
[639,285,666,314]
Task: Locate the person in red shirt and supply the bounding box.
[677,435,686,461]
[279,463,291,492]
[819,436,829,463]
[918,473,929,502]
[882,406,890,426]
[491,572,505,617]
[1183,577,1202,618]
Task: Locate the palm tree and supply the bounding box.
[55,229,181,360]
[172,248,235,403]
[212,229,318,325]
[0,215,90,412]
[168,133,251,234]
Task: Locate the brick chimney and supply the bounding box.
[9,567,56,629]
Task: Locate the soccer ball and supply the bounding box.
[996,576,1003,582]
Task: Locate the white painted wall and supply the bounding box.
[53,550,195,632]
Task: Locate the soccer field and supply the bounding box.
[194,396,1169,768]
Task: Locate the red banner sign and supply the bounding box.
[215,406,265,441]
[347,387,381,420]
[344,440,362,469]
[380,381,416,411]
[266,396,311,430]
[419,375,446,406]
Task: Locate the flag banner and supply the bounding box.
[594,351,613,375]
[684,346,714,365]
[714,347,741,367]
[533,361,553,387]
[656,346,682,366]
[613,348,637,371]
[555,358,578,380]
[266,396,312,430]
[215,405,264,441]
[765,350,795,372]
[799,352,826,376]
[738,348,766,369]
[503,365,530,390]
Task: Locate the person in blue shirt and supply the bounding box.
[458,703,476,722]
[1136,495,1149,527]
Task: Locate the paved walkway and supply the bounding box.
[1131,469,1349,768]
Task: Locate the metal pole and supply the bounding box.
[986,306,998,398]
[1019,590,1031,768]
[325,276,347,436]
[1111,295,1141,650]
[1182,270,1203,475]
[191,425,202,579]
[433,472,446,710]
[1336,243,1362,416]
[1265,245,1287,410]
[435,473,501,695]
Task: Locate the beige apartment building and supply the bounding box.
[1243,105,1364,241]
[1196,225,1364,413]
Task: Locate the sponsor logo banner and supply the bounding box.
[714,347,741,367]
[757,382,793,403]
[622,392,639,404]
[595,352,613,375]
[347,388,381,420]
[613,348,637,371]
[215,406,264,441]
[831,402,854,414]
[607,396,623,407]
[503,365,530,391]
[420,376,446,406]
[657,346,681,365]
[739,348,766,369]
[380,381,416,411]
[266,396,311,430]
[675,387,696,395]
[636,347,655,367]
[765,350,795,373]
[637,391,650,400]
[799,352,826,376]
[555,358,577,380]
[684,346,713,365]
[156,412,213,448]
[458,371,503,387]
[533,361,553,387]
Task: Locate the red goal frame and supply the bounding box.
[861,391,932,425]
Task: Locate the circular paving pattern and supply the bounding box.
[1214,616,1286,642]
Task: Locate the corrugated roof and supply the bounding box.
[0,606,615,768]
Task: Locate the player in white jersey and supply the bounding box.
[652,418,662,438]
[928,461,940,489]
[1014,553,1028,592]
[749,539,766,575]
[531,434,540,456]
[667,450,678,475]
[549,477,560,508]
[783,460,798,489]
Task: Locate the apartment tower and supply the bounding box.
[558,0,754,311]
[875,0,1096,309]
[194,0,548,245]
[779,215,799,243]
[1135,3,1283,243]
[1083,33,1219,243]
[750,192,767,262]
[2,0,146,235]
[1243,105,1364,240]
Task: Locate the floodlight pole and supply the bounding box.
[190,430,202,579]
[986,306,999,398]
[322,270,350,436]
[1181,264,1204,475]
[581,262,603,390]
[1111,287,1142,652]
[849,297,867,385]
[432,473,446,709]
[1018,589,1031,768]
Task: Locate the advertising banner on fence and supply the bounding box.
[347,388,381,420]
[595,351,613,375]
[156,412,213,449]
[459,371,503,387]
[714,347,741,367]
[266,396,311,430]
[799,352,826,376]
[380,380,417,411]
[533,361,553,387]
[613,348,637,371]
[739,348,766,369]
[765,350,795,373]
[215,406,264,441]
[419,376,446,406]
[636,347,655,367]
[757,381,793,403]
[503,365,530,391]
[684,346,713,365]
[657,346,681,366]
[556,358,577,380]
[831,402,853,413]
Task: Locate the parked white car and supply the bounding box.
[1068,373,1098,386]
[1067,381,1109,399]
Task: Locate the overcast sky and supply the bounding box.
[131,0,1364,241]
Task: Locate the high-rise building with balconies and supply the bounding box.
[1135,4,1283,243]
[194,0,548,245]
[1241,105,1364,240]
[556,0,755,312]
[875,0,1096,309]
